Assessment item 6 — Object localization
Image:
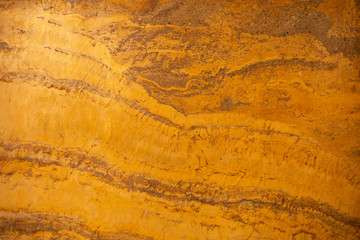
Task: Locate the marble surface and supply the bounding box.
[0,0,359,239]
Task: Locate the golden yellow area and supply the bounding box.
[0,0,359,239]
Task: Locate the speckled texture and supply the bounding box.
[0,0,359,239]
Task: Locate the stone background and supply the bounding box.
[0,0,359,239]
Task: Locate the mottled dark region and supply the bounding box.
[116,26,216,89]
[135,69,192,88]
[1,139,360,237]
[233,6,359,58]
[283,0,323,8]
[0,42,9,50]
[137,58,338,115]
[137,0,222,27]
[135,67,226,97]
[107,0,359,99]
[115,26,174,53]
[0,213,92,237]
[218,97,251,111]
[0,211,153,240]
[227,58,338,78]
[132,0,358,58]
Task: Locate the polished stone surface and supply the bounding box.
[0,0,359,239]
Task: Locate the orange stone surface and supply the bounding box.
[0,0,359,239]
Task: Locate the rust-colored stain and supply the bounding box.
[0,0,360,239]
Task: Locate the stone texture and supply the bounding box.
[0,0,359,239]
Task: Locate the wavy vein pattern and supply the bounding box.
[0,0,359,239]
